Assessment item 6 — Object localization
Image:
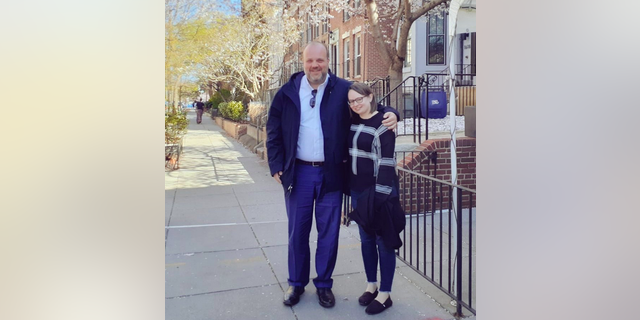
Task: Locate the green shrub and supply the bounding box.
[209,89,232,110]
[227,101,246,121]
[218,102,229,117]
[219,101,245,121]
[165,110,189,144]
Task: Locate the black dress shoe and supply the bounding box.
[365,297,393,315]
[316,288,335,308]
[358,290,378,306]
[283,286,305,306]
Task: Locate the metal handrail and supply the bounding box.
[395,164,476,316]
[397,167,476,193]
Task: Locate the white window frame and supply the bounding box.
[344,39,350,78]
[354,35,361,77]
[404,36,412,68]
[344,0,351,21]
[427,14,447,65]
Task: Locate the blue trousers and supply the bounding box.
[351,189,397,292]
[285,164,342,288]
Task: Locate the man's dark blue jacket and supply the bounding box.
[266,71,398,195]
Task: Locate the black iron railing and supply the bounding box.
[279,62,303,86]
[378,76,424,143]
[396,166,476,317]
[395,150,437,176]
[365,76,391,106]
[251,88,281,147]
[341,150,435,227]
[454,64,475,86]
[340,153,476,316]
[377,74,449,144]
[455,64,476,75]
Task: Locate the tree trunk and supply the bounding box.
[362,0,449,118]
[172,77,182,111]
[386,59,405,114]
[207,82,214,101]
[388,60,404,91]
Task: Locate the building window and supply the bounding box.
[354,35,361,76]
[404,37,412,67]
[331,44,338,75]
[344,39,350,78]
[344,0,351,21]
[322,5,329,34]
[354,0,360,11]
[427,14,446,65]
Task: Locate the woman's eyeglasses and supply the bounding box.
[348,96,366,105]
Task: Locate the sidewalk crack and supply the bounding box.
[232,188,287,296]
[209,156,219,181]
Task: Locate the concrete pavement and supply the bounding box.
[165,110,471,320]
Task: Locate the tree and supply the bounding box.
[363,0,449,88]
[287,0,450,89]
[165,0,219,109]
[166,0,451,108]
[193,0,300,102]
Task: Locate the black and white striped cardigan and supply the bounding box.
[348,112,397,197]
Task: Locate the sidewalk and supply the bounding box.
[165,110,468,320]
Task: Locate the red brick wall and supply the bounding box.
[281,8,392,83]
[363,32,391,81]
[398,137,476,212]
[330,14,392,82]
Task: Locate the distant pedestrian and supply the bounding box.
[195,98,205,124]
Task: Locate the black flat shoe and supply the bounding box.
[358,290,379,306]
[365,297,393,315]
[283,286,305,306]
[317,287,335,308]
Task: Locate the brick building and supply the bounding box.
[279,3,391,86]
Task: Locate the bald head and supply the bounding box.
[303,41,330,60]
[302,41,330,87]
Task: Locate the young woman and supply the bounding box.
[347,82,405,315]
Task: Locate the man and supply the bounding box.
[195,98,205,124]
[266,41,399,308]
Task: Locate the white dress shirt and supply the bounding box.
[296,75,328,162]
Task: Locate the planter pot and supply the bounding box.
[210,109,219,118]
[220,118,247,139]
[165,137,184,171]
